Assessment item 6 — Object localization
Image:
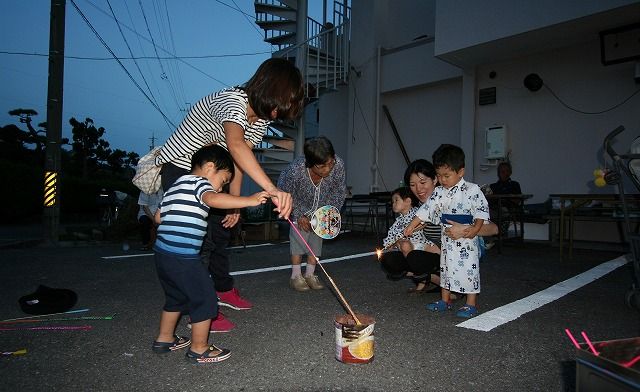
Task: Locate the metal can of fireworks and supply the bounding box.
[334,313,375,364]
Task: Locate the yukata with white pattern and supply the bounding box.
[415,178,490,295]
[383,206,430,251]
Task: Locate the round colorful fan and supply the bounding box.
[310,205,341,239]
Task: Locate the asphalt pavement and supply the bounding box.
[0,232,639,391]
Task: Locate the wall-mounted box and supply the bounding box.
[486,125,507,159]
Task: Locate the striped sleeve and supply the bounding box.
[155,88,269,168]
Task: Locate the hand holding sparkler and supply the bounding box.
[376,222,426,260]
[403,216,425,239]
[267,188,292,220]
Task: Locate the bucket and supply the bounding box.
[334,314,375,364]
[576,337,640,391]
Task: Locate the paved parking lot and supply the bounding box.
[1,232,638,391]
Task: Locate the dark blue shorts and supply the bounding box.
[154,251,217,323]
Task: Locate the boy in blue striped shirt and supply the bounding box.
[151,145,268,364]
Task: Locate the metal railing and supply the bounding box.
[278,20,350,98]
[254,1,351,98]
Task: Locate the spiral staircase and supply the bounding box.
[252,0,351,181]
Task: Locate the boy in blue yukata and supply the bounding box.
[151,145,269,364]
[404,144,490,318]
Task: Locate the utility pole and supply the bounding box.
[149,133,156,150]
[44,0,66,245]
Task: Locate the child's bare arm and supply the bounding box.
[446,220,498,239]
[464,219,484,239]
[153,208,161,225]
[403,216,423,238]
[202,191,269,209]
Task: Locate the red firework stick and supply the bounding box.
[581,331,599,356]
[564,328,581,349]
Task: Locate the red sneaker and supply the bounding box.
[186,313,235,333]
[217,288,252,310]
[209,312,235,333]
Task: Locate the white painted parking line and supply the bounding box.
[230,251,376,275]
[457,255,629,332]
[102,253,152,259]
[101,241,290,259]
[228,241,289,250]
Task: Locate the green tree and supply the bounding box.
[125,151,140,168]
[69,117,110,179]
[106,148,127,173]
[8,108,46,154]
[2,113,140,223]
[0,124,28,160]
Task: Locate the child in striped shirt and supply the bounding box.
[152,145,268,364]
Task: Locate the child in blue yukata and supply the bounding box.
[404,144,490,318]
[151,145,269,364]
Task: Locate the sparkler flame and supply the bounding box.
[376,248,382,260]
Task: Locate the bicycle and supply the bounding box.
[603,125,640,312]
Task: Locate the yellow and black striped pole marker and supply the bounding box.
[44,171,57,207]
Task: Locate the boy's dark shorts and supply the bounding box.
[154,251,217,323]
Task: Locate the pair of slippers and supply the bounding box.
[407,282,440,294]
[152,335,230,364]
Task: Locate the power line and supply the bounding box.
[214,0,259,20]
[225,0,264,38]
[123,0,166,118]
[138,0,182,115]
[148,0,183,110]
[69,0,176,128]
[81,0,232,87]
[0,50,271,60]
[163,0,188,109]
[106,0,161,113]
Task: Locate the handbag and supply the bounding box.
[132,147,163,194]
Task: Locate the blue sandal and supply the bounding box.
[456,305,478,318]
[152,335,190,354]
[426,300,452,312]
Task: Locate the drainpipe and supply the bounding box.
[295,0,308,158]
[322,0,327,25]
[371,45,381,193]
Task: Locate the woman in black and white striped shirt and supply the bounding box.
[155,58,304,327]
[156,58,304,220]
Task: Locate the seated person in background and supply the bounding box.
[383,186,432,258]
[489,162,521,197]
[488,161,523,235]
